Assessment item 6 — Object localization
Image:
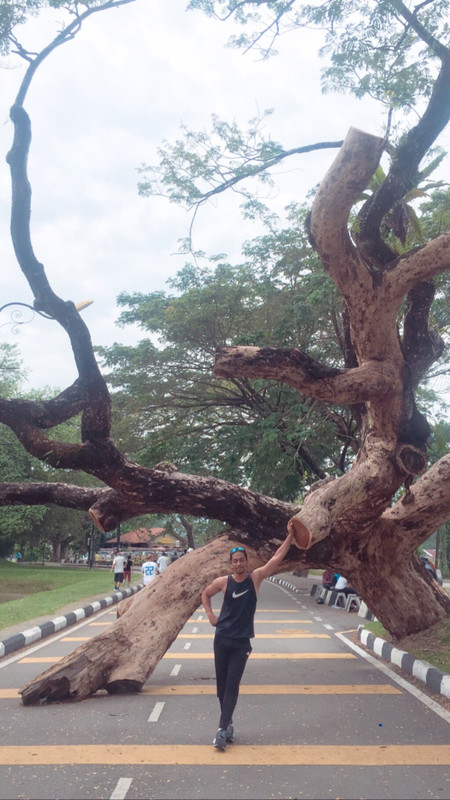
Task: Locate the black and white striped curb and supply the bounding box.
[269,575,450,701]
[358,625,450,700]
[0,583,144,659]
[268,575,302,594]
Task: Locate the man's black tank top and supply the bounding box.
[215,574,257,639]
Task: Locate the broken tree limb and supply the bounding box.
[214,347,397,403]
[309,127,385,285]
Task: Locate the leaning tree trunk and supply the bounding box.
[19,507,450,705]
[20,535,294,705]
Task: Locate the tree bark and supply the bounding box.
[19,535,297,704]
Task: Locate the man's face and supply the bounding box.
[230,552,248,574]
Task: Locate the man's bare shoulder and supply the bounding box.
[204,574,229,595]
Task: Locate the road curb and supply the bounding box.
[268,575,450,701]
[357,625,450,700]
[0,582,144,659]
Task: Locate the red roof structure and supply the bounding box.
[107,527,164,547]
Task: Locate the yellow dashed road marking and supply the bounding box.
[140,683,402,696]
[19,652,356,663]
[0,744,448,766]
[88,622,113,626]
[61,637,90,642]
[0,683,400,699]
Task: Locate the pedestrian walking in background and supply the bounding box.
[123,554,133,584]
[141,554,159,586]
[111,551,125,591]
[157,552,169,573]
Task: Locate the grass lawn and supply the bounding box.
[364,618,450,675]
[0,560,140,629]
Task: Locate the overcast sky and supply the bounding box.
[0,0,447,394]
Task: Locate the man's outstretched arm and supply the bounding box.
[251,530,294,591]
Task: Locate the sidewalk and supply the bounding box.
[271,571,450,702]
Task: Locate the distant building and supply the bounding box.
[106,527,181,551]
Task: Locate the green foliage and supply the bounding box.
[0,342,25,396]
[0,345,46,553]
[98,208,356,501]
[189,0,449,116]
[137,111,282,212]
[0,349,99,555]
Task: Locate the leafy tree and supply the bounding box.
[0,0,449,704]
[0,344,46,555]
[98,207,357,497]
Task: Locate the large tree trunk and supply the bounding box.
[19,517,450,704]
[19,535,291,704]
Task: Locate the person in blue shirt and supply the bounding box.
[201,530,294,751]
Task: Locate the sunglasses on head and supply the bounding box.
[230,546,245,554]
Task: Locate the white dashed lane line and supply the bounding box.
[148,701,165,722]
[110,777,133,800]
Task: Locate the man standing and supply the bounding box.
[111,550,125,591]
[141,553,159,586]
[123,554,133,584]
[201,530,294,751]
[157,551,169,573]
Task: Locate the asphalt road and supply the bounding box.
[0,579,449,800]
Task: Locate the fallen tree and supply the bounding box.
[0,1,449,703]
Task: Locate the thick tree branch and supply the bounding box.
[87,464,298,538]
[382,232,450,300]
[214,346,397,403]
[379,454,450,551]
[401,281,445,386]
[6,104,111,443]
[308,127,385,290]
[0,482,105,510]
[0,382,87,428]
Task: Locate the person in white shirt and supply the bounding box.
[157,553,169,572]
[111,551,125,591]
[334,575,357,596]
[141,556,159,586]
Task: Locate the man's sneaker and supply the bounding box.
[226,723,234,743]
[213,728,227,751]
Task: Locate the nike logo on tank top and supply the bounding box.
[215,574,257,639]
